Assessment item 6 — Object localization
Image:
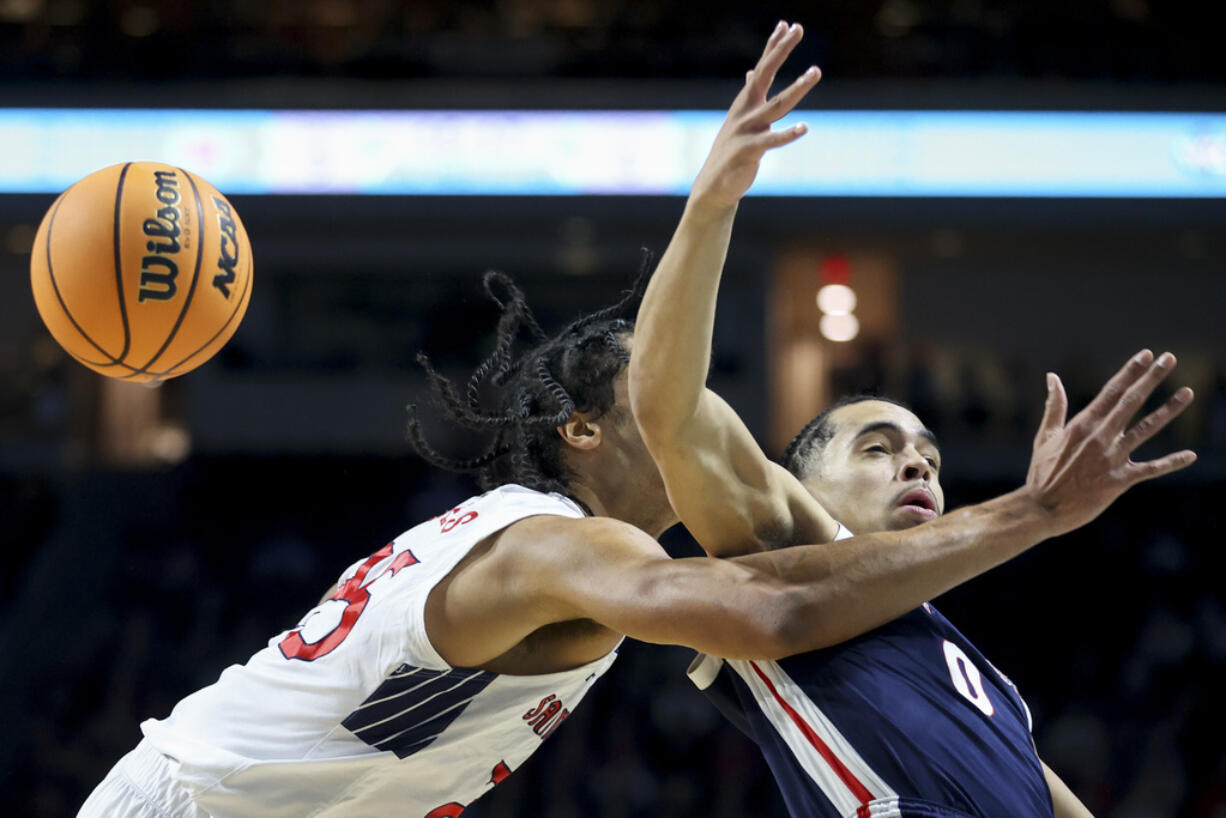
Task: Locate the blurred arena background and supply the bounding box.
[1,1,1225,815]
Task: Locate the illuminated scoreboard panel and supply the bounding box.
[1,109,1223,197]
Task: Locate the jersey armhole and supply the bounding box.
[687,652,724,690]
[687,652,756,741]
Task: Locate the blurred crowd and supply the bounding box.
[2,0,1223,84]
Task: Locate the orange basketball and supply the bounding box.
[30,161,254,383]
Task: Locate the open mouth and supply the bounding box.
[898,488,937,518]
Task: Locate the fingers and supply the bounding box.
[736,21,790,105]
[756,20,790,63]
[1126,448,1198,485]
[1097,351,1179,439]
[1067,349,1153,436]
[729,21,818,154]
[748,21,805,100]
[1037,372,1068,438]
[753,122,809,151]
[762,65,822,123]
[1118,386,1194,454]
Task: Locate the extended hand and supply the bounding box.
[1026,349,1196,536]
[688,21,822,215]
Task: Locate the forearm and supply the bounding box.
[631,18,820,434]
[629,202,738,430]
[731,488,1056,651]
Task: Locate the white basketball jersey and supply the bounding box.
[141,484,614,818]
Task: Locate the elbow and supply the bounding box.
[626,364,661,427]
[628,384,695,442]
[753,585,838,660]
[626,370,656,428]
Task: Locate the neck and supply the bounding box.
[568,479,676,539]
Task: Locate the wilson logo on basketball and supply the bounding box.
[213,196,240,299]
[138,169,184,303]
[30,160,255,382]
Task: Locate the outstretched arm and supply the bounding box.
[627,22,838,556]
[630,22,839,555]
[729,350,1194,644]
[430,352,1194,663]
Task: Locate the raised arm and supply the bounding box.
[630,22,839,555]
[431,352,1194,663]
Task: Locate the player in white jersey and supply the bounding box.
[628,20,1197,818]
[81,26,1195,818]
[91,486,599,818]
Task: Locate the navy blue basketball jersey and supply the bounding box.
[690,601,1053,818]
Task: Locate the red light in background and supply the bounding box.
[819,254,851,286]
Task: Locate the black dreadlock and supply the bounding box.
[407,258,651,502]
[782,393,912,478]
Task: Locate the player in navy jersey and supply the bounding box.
[629,20,1197,818]
[686,397,1068,817]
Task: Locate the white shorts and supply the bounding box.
[78,739,205,818]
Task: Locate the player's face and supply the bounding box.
[799,401,945,535]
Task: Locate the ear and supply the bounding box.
[557,413,603,452]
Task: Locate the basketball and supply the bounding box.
[29,161,253,383]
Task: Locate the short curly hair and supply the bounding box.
[782,394,912,478]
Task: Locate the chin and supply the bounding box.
[888,515,928,532]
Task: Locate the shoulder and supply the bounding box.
[469,483,587,519]
[492,513,665,569]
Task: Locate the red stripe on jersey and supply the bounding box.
[749,661,875,806]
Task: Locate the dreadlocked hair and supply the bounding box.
[407,257,651,503]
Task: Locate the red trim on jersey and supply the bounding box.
[748,661,875,807]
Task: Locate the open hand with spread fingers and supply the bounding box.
[687,20,821,215]
[1025,349,1196,537]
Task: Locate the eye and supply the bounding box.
[865,444,888,455]
[925,456,940,470]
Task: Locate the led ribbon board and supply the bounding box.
[1,109,1223,197]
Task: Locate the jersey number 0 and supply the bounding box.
[941,639,995,717]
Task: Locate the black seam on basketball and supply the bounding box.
[148,217,252,377]
[125,168,206,376]
[43,190,128,365]
[66,348,142,372]
[70,354,143,371]
[153,247,252,376]
[112,162,133,362]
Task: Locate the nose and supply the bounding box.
[898,447,932,483]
